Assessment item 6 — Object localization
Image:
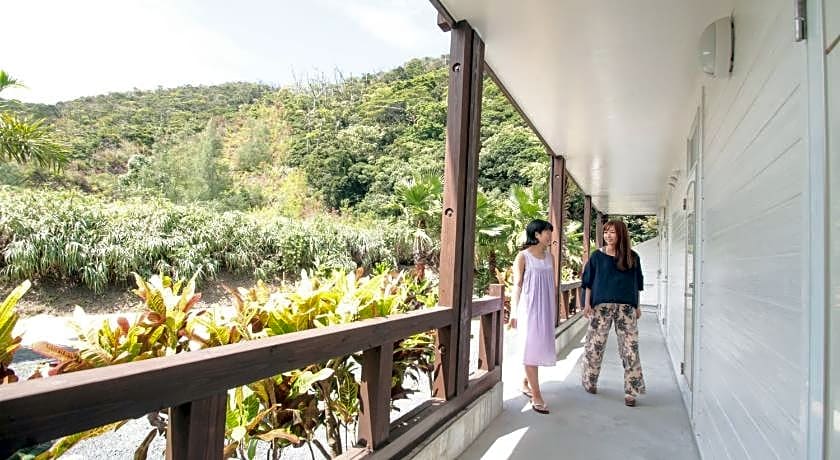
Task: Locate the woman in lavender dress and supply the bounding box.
[509,219,557,414]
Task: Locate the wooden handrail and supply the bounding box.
[477,285,504,373]
[560,280,582,291]
[471,295,504,317]
[0,307,451,455]
[556,281,582,326]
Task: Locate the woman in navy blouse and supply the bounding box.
[580,219,646,407]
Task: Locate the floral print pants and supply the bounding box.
[581,303,646,397]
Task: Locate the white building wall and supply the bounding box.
[666,187,687,381]
[633,236,659,307]
[661,0,810,458]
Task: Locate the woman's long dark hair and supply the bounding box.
[604,219,635,271]
[520,219,553,251]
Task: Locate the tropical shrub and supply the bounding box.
[14,269,438,459]
[0,280,30,384]
[0,187,414,292]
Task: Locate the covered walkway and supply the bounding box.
[460,313,699,460]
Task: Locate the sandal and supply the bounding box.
[583,385,597,395]
[624,395,636,407]
[521,379,533,398]
[531,401,550,415]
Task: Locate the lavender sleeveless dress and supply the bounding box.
[520,250,557,366]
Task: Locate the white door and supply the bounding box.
[658,207,669,327]
[683,180,696,390]
[823,0,840,455]
[683,107,702,393]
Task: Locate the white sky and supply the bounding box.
[1,0,449,103]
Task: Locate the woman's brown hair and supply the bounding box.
[604,220,635,271]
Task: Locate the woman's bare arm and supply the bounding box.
[509,252,526,327]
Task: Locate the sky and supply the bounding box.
[1,0,450,103]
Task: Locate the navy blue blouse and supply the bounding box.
[581,249,644,307]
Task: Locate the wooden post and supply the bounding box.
[435,21,484,399]
[583,195,592,267]
[358,342,394,450]
[479,284,504,372]
[489,284,505,368]
[595,211,605,248]
[167,393,227,460]
[549,155,568,320]
[560,289,571,324]
[478,311,497,372]
[433,324,453,399]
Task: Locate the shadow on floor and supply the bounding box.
[458,315,699,460]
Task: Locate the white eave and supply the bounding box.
[438,0,732,214]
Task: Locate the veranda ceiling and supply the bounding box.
[437,0,732,214]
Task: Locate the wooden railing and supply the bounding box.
[557,280,583,325]
[0,287,505,459]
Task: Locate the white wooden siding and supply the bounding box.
[686,0,808,458]
[825,1,840,455]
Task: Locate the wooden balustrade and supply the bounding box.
[556,281,583,327]
[0,288,506,459]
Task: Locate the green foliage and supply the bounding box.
[21,270,437,459]
[504,184,549,252]
[0,71,69,170]
[50,82,272,158]
[0,113,69,169]
[1,56,656,293]
[117,119,236,204]
[0,71,22,93]
[0,187,414,292]
[612,215,659,244]
[2,54,659,459]
[235,118,274,171]
[478,125,546,193]
[0,280,29,384]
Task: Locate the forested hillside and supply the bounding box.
[0,56,655,293]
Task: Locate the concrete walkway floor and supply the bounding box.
[459,313,700,460]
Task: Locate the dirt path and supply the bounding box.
[4,272,264,318]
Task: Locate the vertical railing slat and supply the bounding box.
[358,341,394,450]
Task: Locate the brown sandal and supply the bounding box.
[522,379,533,398]
[583,385,597,395]
[531,401,550,414]
[624,395,636,407]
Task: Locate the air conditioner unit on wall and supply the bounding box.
[698,16,734,78]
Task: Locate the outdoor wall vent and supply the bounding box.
[698,16,734,78]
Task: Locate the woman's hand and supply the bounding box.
[636,308,642,319]
[583,305,594,319]
[508,318,518,329]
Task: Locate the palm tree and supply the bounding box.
[474,190,509,280]
[563,220,585,276]
[504,184,548,254]
[0,71,68,169]
[394,172,442,278]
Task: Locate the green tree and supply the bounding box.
[393,172,442,276]
[235,118,273,171]
[504,184,549,251]
[0,71,68,169]
[479,125,545,193]
[474,190,509,291]
[119,119,232,204]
